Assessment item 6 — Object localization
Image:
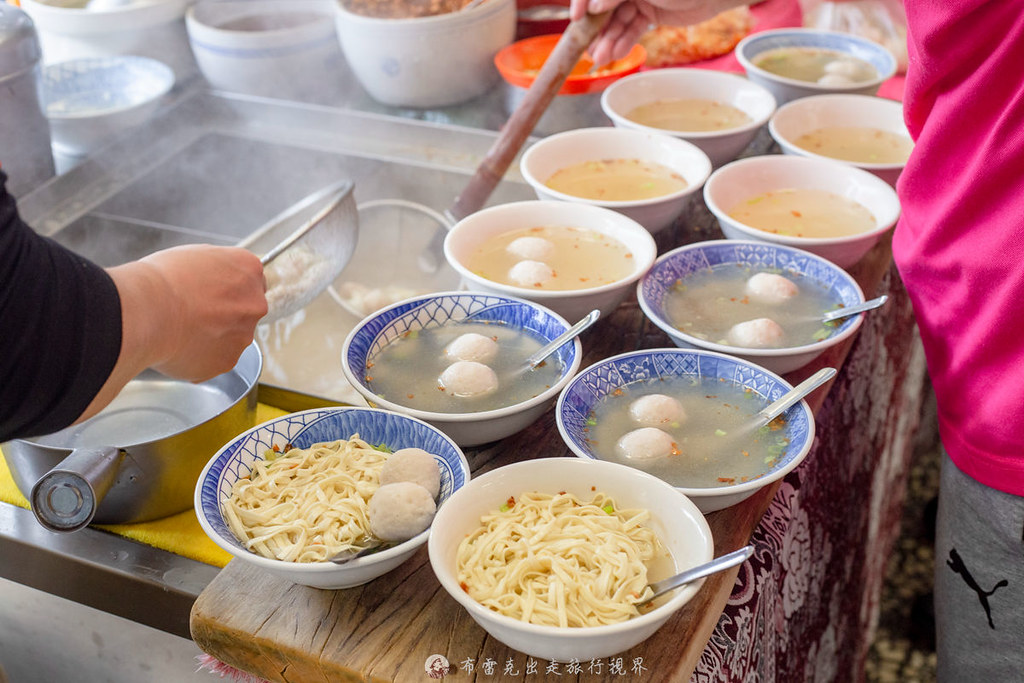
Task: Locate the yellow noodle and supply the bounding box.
[224,436,388,563]
[456,491,663,627]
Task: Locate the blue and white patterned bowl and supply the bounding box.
[341,291,583,447]
[194,407,470,589]
[556,348,815,513]
[637,240,866,374]
[42,56,174,154]
[736,28,897,105]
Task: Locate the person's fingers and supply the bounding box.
[589,3,641,65]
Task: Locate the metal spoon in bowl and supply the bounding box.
[821,295,889,323]
[646,545,755,601]
[518,309,600,373]
[328,540,398,565]
[754,367,837,429]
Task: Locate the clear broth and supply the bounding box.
[793,126,913,164]
[727,188,876,238]
[753,46,877,83]
[545,158,688,201]
[625,98,753,132]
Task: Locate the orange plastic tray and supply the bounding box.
[495,33,646,95]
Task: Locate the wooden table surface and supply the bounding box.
[190,172,903,681]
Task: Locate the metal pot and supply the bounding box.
[2,342,262,532]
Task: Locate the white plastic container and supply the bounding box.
[19,0,197,80]
[334,0,516,108]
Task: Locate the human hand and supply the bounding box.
[109,244,268,383]
[570,0,745,65]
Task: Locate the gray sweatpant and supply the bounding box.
[935,450,1024,681]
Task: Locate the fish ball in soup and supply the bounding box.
[817,73,856,86]
[617,427,677,461]
[629,393,687,427]
[507,236,555,262]
[727,317,785,348]
[368,481,437,541]
[745,272,799,304]
[444,332,499,364]
[439,360,499,398]
[380,447,441,499]
[509,259,555,287]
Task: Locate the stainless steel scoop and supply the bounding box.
[239,179,359,323]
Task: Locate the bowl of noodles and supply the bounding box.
[195,407,470,589]
[428,457,713,661]
[556,348,816,513]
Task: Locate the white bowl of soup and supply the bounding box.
[443,200,658,321]
[195,407,470,589]
[556,348,816,513]
[519,127,713,234]
[601,68,777,168]
[769,93,911,187]
[637,240,867,374]
[341,291,583,447]
[736,28,898,106]
[703,154,901,268]
[428,457,714,661]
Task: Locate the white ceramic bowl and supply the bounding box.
[769,93,911,187]
[703,154,901,268]
[601,68,777,168]
[428,457,714,661]
[736,28,898,106]
[334,0,516,108]
[637,240,866,374]
[195,407,470,590]
[186,0,346,102]
[443,200,658,321]
[556,348,816,513]
[20,0,196,80]
[519,127,713,234]
[341,291,583,447]
[41,55,174,155]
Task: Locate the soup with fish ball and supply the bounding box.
[727,188,876,238]
[792,126,913,165]
[465,225,635,292]
[544,158,688,201]
[366,321,562,413]
[664,264,842,348]
[625,98,753,132]
[588,375,792,488]
[752,46,877,85]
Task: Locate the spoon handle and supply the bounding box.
[646,545,754,601]
[525,309,601,369]
[756,367,837,426]
[822,294,889,322]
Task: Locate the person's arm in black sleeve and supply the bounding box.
[0,170,122,441]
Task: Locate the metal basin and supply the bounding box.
[2,343,262,531]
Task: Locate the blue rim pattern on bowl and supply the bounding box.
[43,56,175,118]
[738,28,897,83]
[557,348,812,476]
[638,240,863,351]
[344,291,578,397]
[198,407,469,555]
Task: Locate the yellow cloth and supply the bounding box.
[0,403,289,568]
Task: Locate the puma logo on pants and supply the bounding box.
[947,547,1008,629]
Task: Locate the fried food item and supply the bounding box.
[640,6,755,67]
[342,0,472,18]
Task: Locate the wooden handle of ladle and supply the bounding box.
[446,10,612,222]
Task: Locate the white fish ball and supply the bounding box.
[745,272,799,304]
[817,73,856,87]
[824,58,863,78]
[444,332,499,364]
[508,259,554,287]
[380,447,441,499]
[507,236,555,262]
[616,427,677,462]
[727,318,785,348]
[628,394,687,427]
[368,482,437,542]
[439,360,499,398]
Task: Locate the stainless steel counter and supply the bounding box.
[1,84,540,639]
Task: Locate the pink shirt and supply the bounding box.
[894,0,1024,494]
